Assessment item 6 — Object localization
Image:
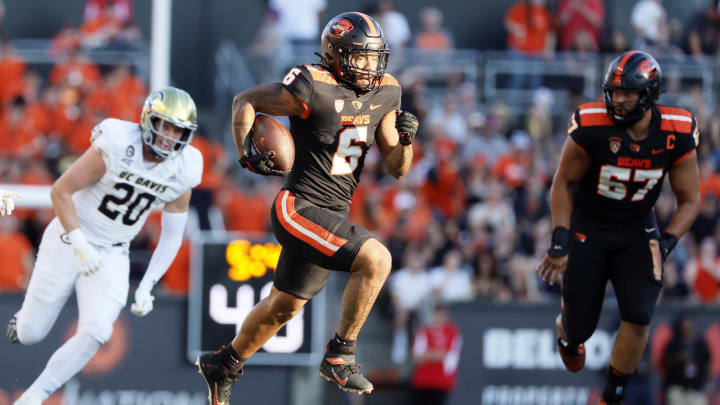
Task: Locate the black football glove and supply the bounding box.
[396,110,419,146]
[658,232,678,260]
[239,151,286,177]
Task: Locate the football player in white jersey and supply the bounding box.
[7,87,203,405]
[0,189,21,216]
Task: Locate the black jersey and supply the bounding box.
[281,64,401,212]
[569,102,698,224]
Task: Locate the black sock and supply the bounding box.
[602,365,629,402]
[221,344,247,374]
[328,333,356,354]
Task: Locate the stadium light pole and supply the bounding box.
[150,0,172,91]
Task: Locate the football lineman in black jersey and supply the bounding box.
[537,51,700,405]
[196,11,419,403]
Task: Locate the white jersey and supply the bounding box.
[72,118,203,246]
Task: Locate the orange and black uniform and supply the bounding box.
[270,64,401,299]
[562,102,697,343]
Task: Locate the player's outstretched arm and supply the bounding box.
[231,83,306,159]
[375,110,417,179]
[538,136,590,285]
[131,189,191,317]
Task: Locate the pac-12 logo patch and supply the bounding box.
[335,100,344,113]
[609,137,621,154]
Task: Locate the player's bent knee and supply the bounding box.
[269,288,307,324]
[565,323,595,345]
[352,239,392,279]
[271,309,300,325]
[620,310,653,327]
[16,321,50,345]
[79,323,114,345]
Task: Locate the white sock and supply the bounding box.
[26,332,101,398]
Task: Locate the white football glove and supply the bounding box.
[0,190,21,216]
[131,281,155,317]
[67,229,103,276]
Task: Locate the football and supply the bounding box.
[251,114,295,173]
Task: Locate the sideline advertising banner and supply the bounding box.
[448,302,720,405]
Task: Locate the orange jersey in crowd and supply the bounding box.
[505,2,553,54]
[0,231,32,291]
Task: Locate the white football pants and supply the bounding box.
[14,217,130,398]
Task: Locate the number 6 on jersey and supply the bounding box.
[330,126,367,176]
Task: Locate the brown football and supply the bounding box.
[251,114,295,173]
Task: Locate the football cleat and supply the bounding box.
[319,350,373,395]
[7,316,19,344]
[558,337,586,372]
[556,314,585,372]
[195,346,242,405]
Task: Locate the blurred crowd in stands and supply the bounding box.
[0,0,720,372]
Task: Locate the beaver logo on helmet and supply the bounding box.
[329,18,354,38]
[637,59,659,81]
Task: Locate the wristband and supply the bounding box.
[548,226,570,257]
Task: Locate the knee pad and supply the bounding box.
[78,323,114,345]
[16,318,51,345]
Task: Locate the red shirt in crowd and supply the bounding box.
[411,320,463,392]
[557,0,604,51]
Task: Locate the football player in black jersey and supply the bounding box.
[537,51,700,405]
[196,12,419,403]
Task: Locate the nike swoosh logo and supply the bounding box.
[652,149,664,155]
[645,227,656,233]
[332,369,348,386]
[369,104,382,110]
